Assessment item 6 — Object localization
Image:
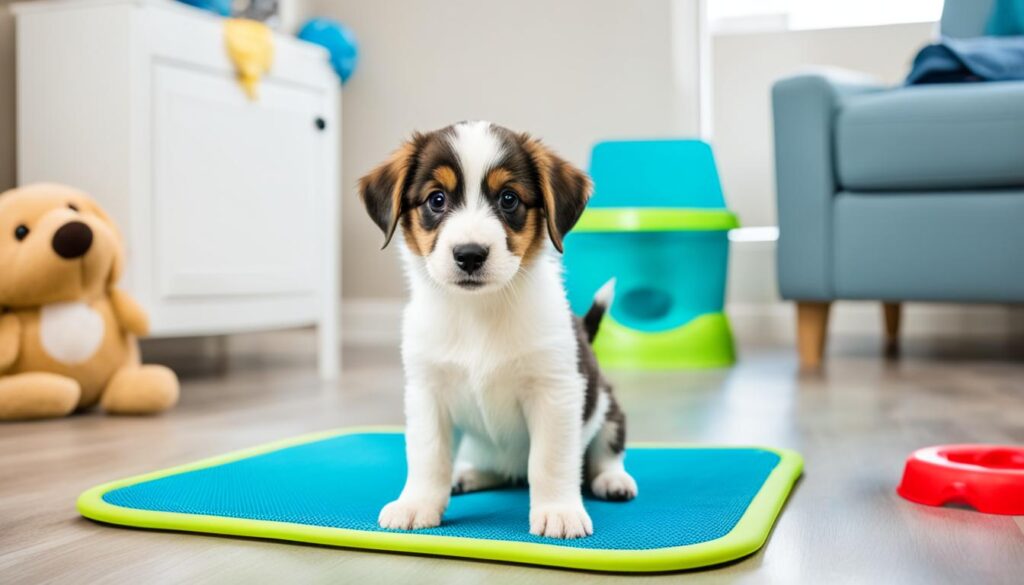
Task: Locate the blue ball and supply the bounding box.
[298,18,359,84]
[176,0,231,17]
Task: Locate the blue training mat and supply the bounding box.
[78,428,802,573]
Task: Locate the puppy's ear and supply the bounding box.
[358,134,424,249]
[521,135,592,253]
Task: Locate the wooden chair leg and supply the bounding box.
[797,301,831,370]
[883,302,901,357]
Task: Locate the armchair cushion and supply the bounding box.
[836,81,1024,191]
[834,190,1024,302]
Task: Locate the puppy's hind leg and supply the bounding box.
[452,436,508,495]
[586,399,638,501]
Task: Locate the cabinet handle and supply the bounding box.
[315,117,327,131]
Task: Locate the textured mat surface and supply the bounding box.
[79,428,802,572]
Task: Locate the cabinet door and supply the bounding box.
[152,63,325,300]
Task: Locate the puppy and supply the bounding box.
[358,121,636,539]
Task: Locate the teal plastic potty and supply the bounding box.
[563,140,738,369]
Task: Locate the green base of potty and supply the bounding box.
[593,313,736,369]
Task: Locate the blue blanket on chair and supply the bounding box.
[906,36,1024,84]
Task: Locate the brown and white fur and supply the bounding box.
[358,121,635,539]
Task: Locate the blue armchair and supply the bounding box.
[772,0,1024,368]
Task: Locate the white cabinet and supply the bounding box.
[14,0,340,378]
[153,64,320,299]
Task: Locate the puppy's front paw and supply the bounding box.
[591,469,638,501]
[378,499,443,530]
[529,503,593,539]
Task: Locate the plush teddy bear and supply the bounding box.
[0,183,179,420]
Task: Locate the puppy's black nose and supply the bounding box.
[52,221,93,259]
[453,244,489,274]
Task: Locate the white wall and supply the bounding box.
[712,22,936,229]
[306,0,701,300]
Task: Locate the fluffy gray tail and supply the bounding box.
[582,278,616,343]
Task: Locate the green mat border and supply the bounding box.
[78,426,803,573]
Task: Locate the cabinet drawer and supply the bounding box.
[152,63,327,300]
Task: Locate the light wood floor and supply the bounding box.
[2,330,1023,584]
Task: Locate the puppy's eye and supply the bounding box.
[14,225,29,241]
[68,203,79,212]
[427,191,447,213]
[499,190,520,212]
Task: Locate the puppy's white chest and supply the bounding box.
[39,301,105,365]
[448,367,527,434]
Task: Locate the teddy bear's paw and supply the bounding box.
[101,365,180,415]
[0,372,80,421]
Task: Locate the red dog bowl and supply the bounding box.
[897,444,1024,515]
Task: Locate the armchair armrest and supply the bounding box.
[772,69,887,300]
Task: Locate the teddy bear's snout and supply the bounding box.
[52,220,94,259]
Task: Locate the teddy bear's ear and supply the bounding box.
[107,247,125,287]
[98,219,125,286]
[79,197,126,287]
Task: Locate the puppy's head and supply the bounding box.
[0,184,124,308]
[358,121,591,294]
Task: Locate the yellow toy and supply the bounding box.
[225,18,274,100]
[0,184,179,420]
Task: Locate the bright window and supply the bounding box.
[709,0,944,34]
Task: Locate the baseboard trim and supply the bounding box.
[342,298,1022,347]
[342,299,404,346]
[728,301,1022,344]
